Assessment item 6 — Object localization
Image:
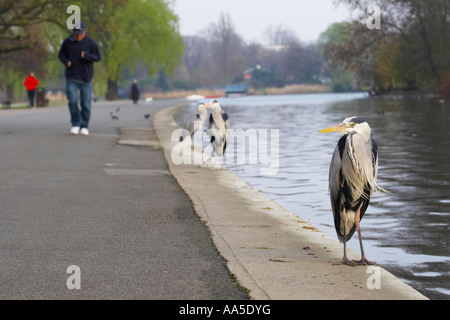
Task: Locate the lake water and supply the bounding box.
[175,92,450,300]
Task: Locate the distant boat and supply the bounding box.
[225,84,248,97]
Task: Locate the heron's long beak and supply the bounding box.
[319,124,347,133]
[204,100,219,108]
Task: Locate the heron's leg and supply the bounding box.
[333,208,355,266]
[190,133,195,147]
[352,207,377,266]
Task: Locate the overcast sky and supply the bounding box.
[171,0,355,43]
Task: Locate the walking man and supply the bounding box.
[23,72,39,108]
[58,22,101,136]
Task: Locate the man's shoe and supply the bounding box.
[80,128,89,136]
[70,126,80,135]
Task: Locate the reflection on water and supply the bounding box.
[176,93,450,300]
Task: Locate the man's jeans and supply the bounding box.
[66,78,92,128]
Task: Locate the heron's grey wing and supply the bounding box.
[329,141,343,214]
[329,136,346,242]
[222,112,230,130]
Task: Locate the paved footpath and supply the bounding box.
[0,100,248,299]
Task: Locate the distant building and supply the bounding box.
[243,65,262,82]
[243,68,253,81]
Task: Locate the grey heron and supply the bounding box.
[205,100,230,156]
[179,103,207,142]
[320,116,386,266]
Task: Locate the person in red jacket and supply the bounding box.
[24,72,39,108]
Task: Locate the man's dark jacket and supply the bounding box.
[58,34,101,82]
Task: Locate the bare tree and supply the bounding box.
[204,13,246,85]
[265,25,298,45]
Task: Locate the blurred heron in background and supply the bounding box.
[179,102,207,142]
[205,100,230,156]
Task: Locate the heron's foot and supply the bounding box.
[352,257,377,266]
[333,257,355,267]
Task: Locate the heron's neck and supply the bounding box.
[354,126,371,142]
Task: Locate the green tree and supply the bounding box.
[317,22,359,91]
[0,0,67,100]
[105,0,184,99]
[0,0,67,54]
[334,0,450,90]
[156,68,169,92]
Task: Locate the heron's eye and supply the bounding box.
[351,122,356,127]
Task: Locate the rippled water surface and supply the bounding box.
[176,93,450,300]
